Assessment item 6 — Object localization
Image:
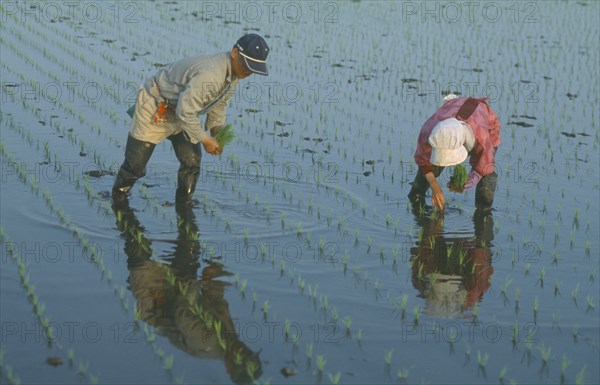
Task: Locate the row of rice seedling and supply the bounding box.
[0,111,192,382]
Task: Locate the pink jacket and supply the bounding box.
[414,97,501,176]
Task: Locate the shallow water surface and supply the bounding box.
[1,1,599,384]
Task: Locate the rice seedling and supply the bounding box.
[500,276,512,304]
[316,355,326,373]
[554,280,561,297]
[536,267,546,288]
[477,350,489,372]
[575,365,586,385]
[497,367,509,384]
[572,283,580,304]
[412,305,421,325]
[585,295,595,311]
[306,342,314,360]
[539,344,551,366]
[384,349,394,368]
[163,355,174,371]
[560,354,570,381]
[327,371,341,385]
[343,316,352,336]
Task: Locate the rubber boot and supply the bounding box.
[169,131,201,205]
[112,135,156,201]
[475,171,497,211]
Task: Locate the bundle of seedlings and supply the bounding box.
[214,124,236,147]
[448,164,468,192]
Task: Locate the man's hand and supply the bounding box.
[201,136,222,155]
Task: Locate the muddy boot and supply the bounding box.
[475,171,497,211]
[169,131,201,205]
[112,135,156,200]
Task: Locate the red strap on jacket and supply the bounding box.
[153,102,169,124]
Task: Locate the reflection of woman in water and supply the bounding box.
[410,207,495,318]
[112,198,262,384]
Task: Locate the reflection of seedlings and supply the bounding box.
[245,360,259,382]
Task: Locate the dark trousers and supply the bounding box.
[408,166,497,210]
[112,132,202,203]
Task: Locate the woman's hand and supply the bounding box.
[430,182,445,211]
[424,171,445,211]
[464,170,482,190]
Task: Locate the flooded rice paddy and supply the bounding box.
[1,1,599,384]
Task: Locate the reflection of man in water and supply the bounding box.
[410,207,494,318]
[112,199,262,383]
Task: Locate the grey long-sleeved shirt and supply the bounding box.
[142,52,238,143]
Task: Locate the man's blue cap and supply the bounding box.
[235,34,269,76]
